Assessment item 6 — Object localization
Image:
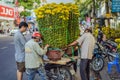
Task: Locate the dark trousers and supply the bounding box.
[73,50,78,72]
[80,59,90,80]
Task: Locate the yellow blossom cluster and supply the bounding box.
[115,38,120,43]
[93,27,116,39]
[34,3,79,20]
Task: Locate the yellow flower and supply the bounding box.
[45,10,51,14]
[115,39,120,43]
[39,12,42,15]
[38,15,44,18]
[50,26,52,28]
[39,7,45,11]
[66,17,69,20]
[34,9,38,13]
[59,16,63,19]
[74,13,80,15]
[64,10,69,14]
[51,12,55,15]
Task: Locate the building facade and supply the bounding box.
[0,0,15,33]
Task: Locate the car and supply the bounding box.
[9,28,18,36]
[9,27,27,36]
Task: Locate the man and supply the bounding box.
[69,28,95,80]
[85,14,91,28]
[97,27,103,43]
[14,22,28,80]
[79,22,85,36]
[25,32,49,80]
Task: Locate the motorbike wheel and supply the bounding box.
[46,67,72,80]
[59,67,73,80]
[107,52,117,62]
[91,57,104,72]
[108,55,114,62]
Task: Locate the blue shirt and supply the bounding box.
[14,30,27,62]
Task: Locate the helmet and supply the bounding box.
[32,32,42,38]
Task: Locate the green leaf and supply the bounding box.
[20,11,31,17]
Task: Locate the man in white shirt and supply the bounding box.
[69,28,95,80]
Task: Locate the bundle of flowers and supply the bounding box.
[34,3,80,48]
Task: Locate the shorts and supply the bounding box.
[16,62,25,72]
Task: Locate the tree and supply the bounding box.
[74,0,103,18]
[20,11,31,17]
[18,0,41,10]
[14,0,41,17]
[105,0,110,26]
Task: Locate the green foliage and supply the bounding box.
[20,11,31,17]
[35,3,80,48]
[19,0,32,10]
[18,0,41,17]
[74,0,104,18]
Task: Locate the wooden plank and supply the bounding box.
[44,56,79,65]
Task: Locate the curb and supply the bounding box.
[0,34,8,38]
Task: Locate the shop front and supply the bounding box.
[0,4,15,33]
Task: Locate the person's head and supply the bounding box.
[85,14,88,17]
[102,34,107,41]
[32,32,42,42]
[19,22,28,32]
[84,27,92,33]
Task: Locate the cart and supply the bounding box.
[44,56,79,80]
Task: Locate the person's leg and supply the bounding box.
[37,66,47,80]
[17,70,23,80]
[73,50,78,72]
[73,61,77,72]
[80,59,89,80]
[86,59,90,80]
[26,69,36,80]
[16,62,25,80]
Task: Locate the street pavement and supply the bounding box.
[0,34,120,80]
[0,34,31,80]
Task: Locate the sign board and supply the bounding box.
[112,0,120,12]
[0,5,14,19]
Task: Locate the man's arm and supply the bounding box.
[34,43,47,56]
[19,35,27,46]
[69,34,86,47]
[68,41,78,47]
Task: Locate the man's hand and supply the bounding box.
[68,41,78,47]
[45,44,50,48]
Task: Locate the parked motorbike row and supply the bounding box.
[91,40,118,72]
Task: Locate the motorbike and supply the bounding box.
[43,47,77,80]
[102,40,117,61]
[91,40,117,72]
[44,61,76,80]
[91,42,104,72]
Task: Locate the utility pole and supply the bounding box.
[93,0,96,27]
[105,0,110,26]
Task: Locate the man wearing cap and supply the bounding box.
[68,28,95,80]
[25,32,49,80]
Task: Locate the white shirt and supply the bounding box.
[76,32,95,59]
